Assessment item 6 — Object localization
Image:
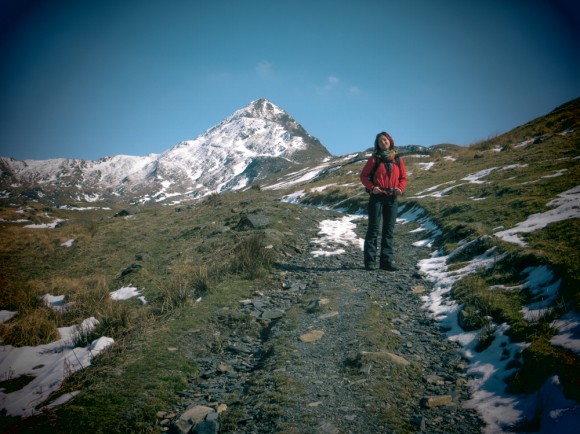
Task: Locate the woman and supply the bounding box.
[359,132,407,271]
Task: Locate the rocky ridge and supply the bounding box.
[157,206,485,433]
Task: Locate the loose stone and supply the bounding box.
[420,395,454,408]
[300,330,325,342]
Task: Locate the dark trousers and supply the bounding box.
[364,194,398,267]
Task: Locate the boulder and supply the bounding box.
[174,405,214,434]
[235,215,271,230]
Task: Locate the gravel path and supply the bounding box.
[164,205,485,433]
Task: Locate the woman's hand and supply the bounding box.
[395,188,403,196]
[372,186,382,194]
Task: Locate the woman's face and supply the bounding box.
[378,135,391,150]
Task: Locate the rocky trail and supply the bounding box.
[159,205,486,433]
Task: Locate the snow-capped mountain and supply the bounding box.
[0,99,331,204]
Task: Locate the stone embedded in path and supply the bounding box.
[317,421,340,434]
[420,395,453,408]
[175,405,214,434]
[358,351,410,367]
[412,285,426,294]
[425,374,445,386]
[318,311,339,320]
[259,309,285,320]
[299,330,325,342]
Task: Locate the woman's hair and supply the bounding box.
[374,132,395,151]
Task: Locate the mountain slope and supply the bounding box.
[0,98,331,204]
[266,96,580,430]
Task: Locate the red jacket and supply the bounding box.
[360,154,407,193]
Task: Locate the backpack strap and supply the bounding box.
[369,154,382,178]
[365,154,383,193]
[370,153,399,177]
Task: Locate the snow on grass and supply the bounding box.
[280,189,306,204]
[550,312,580,355]
[461,164,528,184]
[0,218,30,223]
[0,286,147,417]
[61,239,75,247]
[462,167,499,183]
[24,218,66,229]
[0,310,17,323]
[398,204,441,248]
[0,318,114,417]
[41,293,75,314]
[416,161,435,170]
[415,241,579,432]
[401,206,579,432]
[409,163,527,199]
[541,169,568,178]
[410,180,456,198]
[513,138,535,148]
[57,205,112,211]
[264,162,331,190]
[110,285,147,304]
[495,185,580,246]
[519,266,562,321]
[310,215,364,257]
[418,242,505,324]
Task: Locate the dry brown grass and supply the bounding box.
[0,308,60,346]
[230,233,275,279]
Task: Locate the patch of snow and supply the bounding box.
[542,169,568,179]
[550,312,580,355]
[398,204,441,248]
[520,266,561,321]
[416,162,435,170]
[412,181,457,198]
[264,163,331,190]
[0,310,17,323]
[24,218,66,229]
[495,185,580,246]
[110,285,147,304]
[310,215,364,257]
[513,138,535,148]
[0,317,114,417]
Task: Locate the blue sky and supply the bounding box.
[0,0,578,160]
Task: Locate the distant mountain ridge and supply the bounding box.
[0,99,331,205]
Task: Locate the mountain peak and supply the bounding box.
[0,98,331,204]
[229,98,286,122]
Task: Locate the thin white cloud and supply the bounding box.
[256,60,274,78]
[316,75,361,95]
[317,75,340,93]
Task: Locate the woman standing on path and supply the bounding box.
[360,131,407,271]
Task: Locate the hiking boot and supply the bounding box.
[364,264,376,271]
[380,263,398,271]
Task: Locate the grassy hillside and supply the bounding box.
[0,188,334,431]
[281,97,580,400]
[0,98,578,431]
